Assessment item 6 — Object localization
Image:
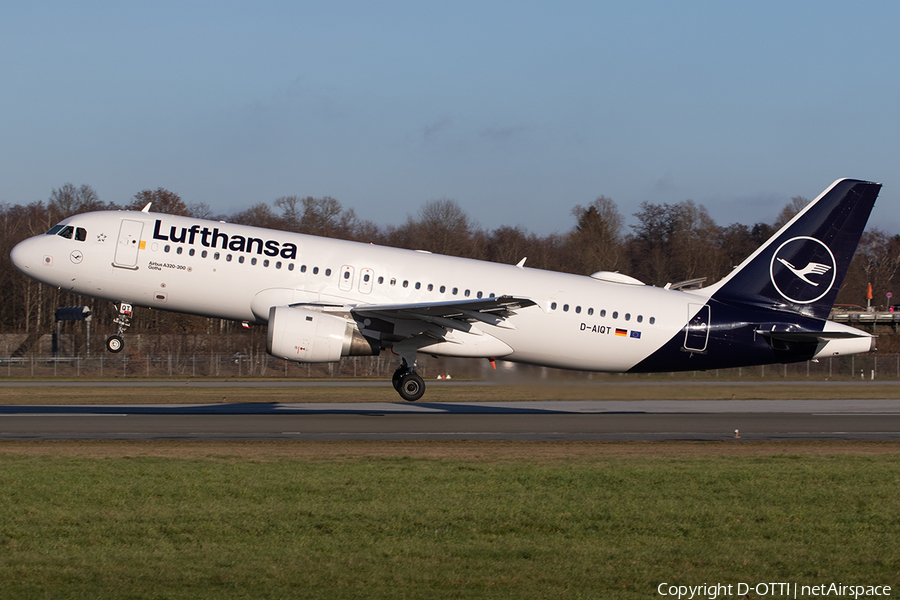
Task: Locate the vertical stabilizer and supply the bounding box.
[707,178,881,320]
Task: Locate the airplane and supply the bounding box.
[9,178,882,401]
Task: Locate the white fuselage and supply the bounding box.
[11,210,708,371]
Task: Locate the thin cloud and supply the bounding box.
[422,115,453,143]
[480,125,527,142]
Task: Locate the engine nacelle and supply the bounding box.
[266,306,379,363]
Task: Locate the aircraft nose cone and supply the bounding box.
[10,238,36,273]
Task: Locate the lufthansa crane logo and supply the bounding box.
[769,236,836,304]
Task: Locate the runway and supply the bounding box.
[2,399,899,441]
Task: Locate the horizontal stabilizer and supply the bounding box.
[755,329,870,342]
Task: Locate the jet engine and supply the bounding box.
[266,306,379,363]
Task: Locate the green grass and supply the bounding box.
[0,381,899,404]
[1,448,899,599]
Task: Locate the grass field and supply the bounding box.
[1,381,898,598]
[1,441,899,599]
[0,380,899,404]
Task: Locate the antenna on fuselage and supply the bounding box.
[141,203,152,213]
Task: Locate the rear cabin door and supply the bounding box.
[684,304,710,353]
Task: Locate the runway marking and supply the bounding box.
[812,413,900,416]
[4,413,128,417]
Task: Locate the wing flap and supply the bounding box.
[352,295,536,330]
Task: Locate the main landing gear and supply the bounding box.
[105,302,133,353]
[392,361,425,402]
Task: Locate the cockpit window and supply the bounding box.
[46,224,86,240]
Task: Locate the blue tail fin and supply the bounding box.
[707,178,881,320]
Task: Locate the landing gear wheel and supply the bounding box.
[392,367,406,391]
[106,335,124,353]
[397,372,425,402]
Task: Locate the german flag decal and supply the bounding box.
[615,328,627,337]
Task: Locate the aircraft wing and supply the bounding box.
[351,295,537,332]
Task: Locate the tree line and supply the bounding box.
[2,183,899,341]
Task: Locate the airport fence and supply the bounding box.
[0,352,899,381]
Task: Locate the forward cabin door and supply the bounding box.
[113,219,144,269]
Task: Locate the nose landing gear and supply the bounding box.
[106,302,132,353]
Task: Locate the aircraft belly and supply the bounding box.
[418,333,513,358]
[493,311,674,372]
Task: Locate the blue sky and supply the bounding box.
[2,1,898,235]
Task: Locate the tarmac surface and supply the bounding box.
[2,399,900,441]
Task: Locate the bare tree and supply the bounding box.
[628,199,724,285]
[299,197,358,239]
[229,202,283,229]
[126,188,190,216]
[568,195,624,274]
[49,183,107,219]
[274,195,302,232]
[400,198,478,257]
[773,195,810,229]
